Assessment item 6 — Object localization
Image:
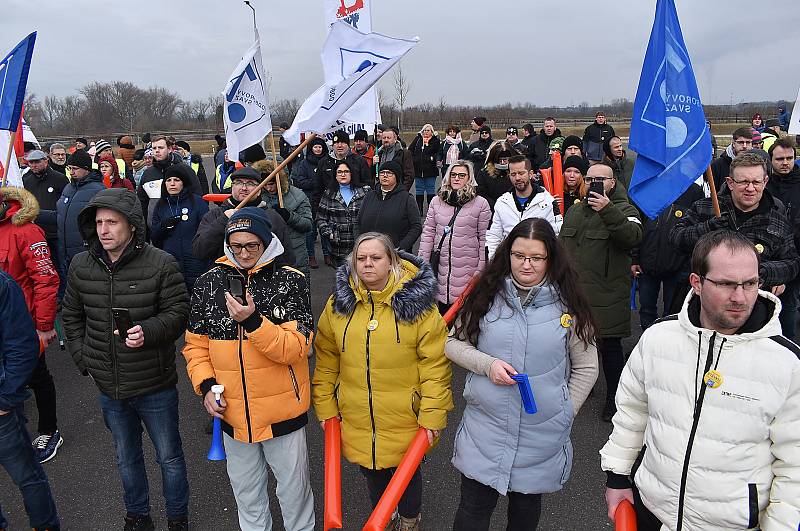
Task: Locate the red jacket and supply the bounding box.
[0,187,59,331]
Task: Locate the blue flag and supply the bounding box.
[628,0,711,219]
[0,32,36,132]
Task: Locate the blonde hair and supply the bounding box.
[439,160,477,202]
[348,232,403,289]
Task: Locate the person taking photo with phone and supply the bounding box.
[183,207,316,531]
[559,163,642,423]
[61,188,191,531]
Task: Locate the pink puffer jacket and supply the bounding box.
[419,195,491,304]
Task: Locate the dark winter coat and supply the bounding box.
[766,164,800,248]
[670,189,800,288]
[138,153,203,225]
[476,166,512,211]
[582,122,616,161]
[376,144,415,191]
[631,184,704,277]
[531,128,563,169]
[317,185,370,263]
[61,188,189,400]
[0,269,39,411]
[23,167,68,239]
[358,185,422,253]
[263,185,313,277]
[55,170,106,272]
[602,154,636,191]
[467,137,493,169]
[560,185,642,337]
[408,134,441,178]
[150,175,211,293]
[191,197,295,268]
[710,149,733,190]
[188,153,209,196]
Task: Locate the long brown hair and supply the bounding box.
[454,218,597,347]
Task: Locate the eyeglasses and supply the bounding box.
[583,176,612,183]
[510,252,547,265]
[227,242,262,254]
[232,180,257,188]
[700,276,762,293]
[450,172,469,178]
[378,170,395,177]
[336,169,351,175]
[728,177,765,189]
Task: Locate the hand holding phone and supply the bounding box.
[225,275,247,306]
[112,308,134,340]
[589,180,605,198]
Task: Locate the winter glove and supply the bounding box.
[275,207,290,222]
[162,215,181,230]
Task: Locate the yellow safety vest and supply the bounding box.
[92,158,126,175]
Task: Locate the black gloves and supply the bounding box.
[275,207,290,222]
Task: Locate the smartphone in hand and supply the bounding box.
[589,180,605,198]
[112,308,134,340]
[225,275,247,306]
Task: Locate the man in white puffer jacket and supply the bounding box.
[601,230,800,531]
[486,155,561,259]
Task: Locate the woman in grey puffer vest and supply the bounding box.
[446,218,599,531]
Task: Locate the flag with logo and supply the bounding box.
[283,22,418,145]
[222,30,272,163]
[0,32,36,132]
[627,0,711,219]
[324,0,380,137]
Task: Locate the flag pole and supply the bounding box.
[1,130,16,187]
[235,134,316,211]
[704,166,721,218]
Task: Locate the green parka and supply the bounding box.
[559,185,642,337]
[312,253,453,470]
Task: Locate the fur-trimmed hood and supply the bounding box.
[0,186,39,226]
[332,250,437,323]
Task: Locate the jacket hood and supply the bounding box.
[218,235,285,271]
[154,151,183,170]
[77,188,146,250]
[160,162,196,198]
[677,288,782,343]
[0,186,39,226]
[332,251,437,323]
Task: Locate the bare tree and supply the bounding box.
[393,65,411,130]
[107,81,146,133]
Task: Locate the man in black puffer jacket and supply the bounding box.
[530,118,563,170]
[61,188,191,531]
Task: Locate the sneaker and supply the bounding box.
[167,518,189,531]
[123,513,154,531]
[33,431,63,463]
[385,510,399,530]
[395,515,421,531]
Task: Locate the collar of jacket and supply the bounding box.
[0,186,38,226]
[770,164,800,184]
[75,170,104,187]
[332,250,437,323]
[677,289,782,342]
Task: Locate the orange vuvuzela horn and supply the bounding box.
[324,418,343,530]
[615,499,637,531]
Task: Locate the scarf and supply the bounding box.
[444,134,462,165]
[380,142,399,163]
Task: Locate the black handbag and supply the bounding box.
[429,206,460,278]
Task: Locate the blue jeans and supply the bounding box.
[638,272,681,331]
[0,407,60,530]
[99,386,189,520]
[415,176,437,196]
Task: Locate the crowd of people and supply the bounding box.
[1,108,799,531]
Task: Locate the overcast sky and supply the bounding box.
[5,0,799,108]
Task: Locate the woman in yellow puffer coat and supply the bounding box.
[313,232,452,531]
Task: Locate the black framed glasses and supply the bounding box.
[227,242,262,254]
[700,276,762,293]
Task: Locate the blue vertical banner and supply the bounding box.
[0,32,36,132]
[628,0,711,219]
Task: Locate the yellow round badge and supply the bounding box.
[703,369,723,389]
[367,319,379,331]
[755,244,764,254]
[674,210,683,218]
[560,313,573,328]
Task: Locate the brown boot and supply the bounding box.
[395,515,420,531]
[308,256,319,269]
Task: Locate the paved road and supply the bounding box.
[0,159,644,530]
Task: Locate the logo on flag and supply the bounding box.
[628,0,711,219]
[283,22,418,145]
[222,31,272,163]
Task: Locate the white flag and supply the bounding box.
[789,86,800,135]
[323,0,380,137]
[283,22,418,145]
[0,130,23,187]
[222,30,272,163]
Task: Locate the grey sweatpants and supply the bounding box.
[223,428,315,531]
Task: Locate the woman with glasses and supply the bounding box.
[476,141,522,211]
[317,160,371,267]
[313,232,452,531]
[447,218,598,531]
[419,161,491,314]
[358,161,422,253]
[408,124,441,214]
[467,125,493,170]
